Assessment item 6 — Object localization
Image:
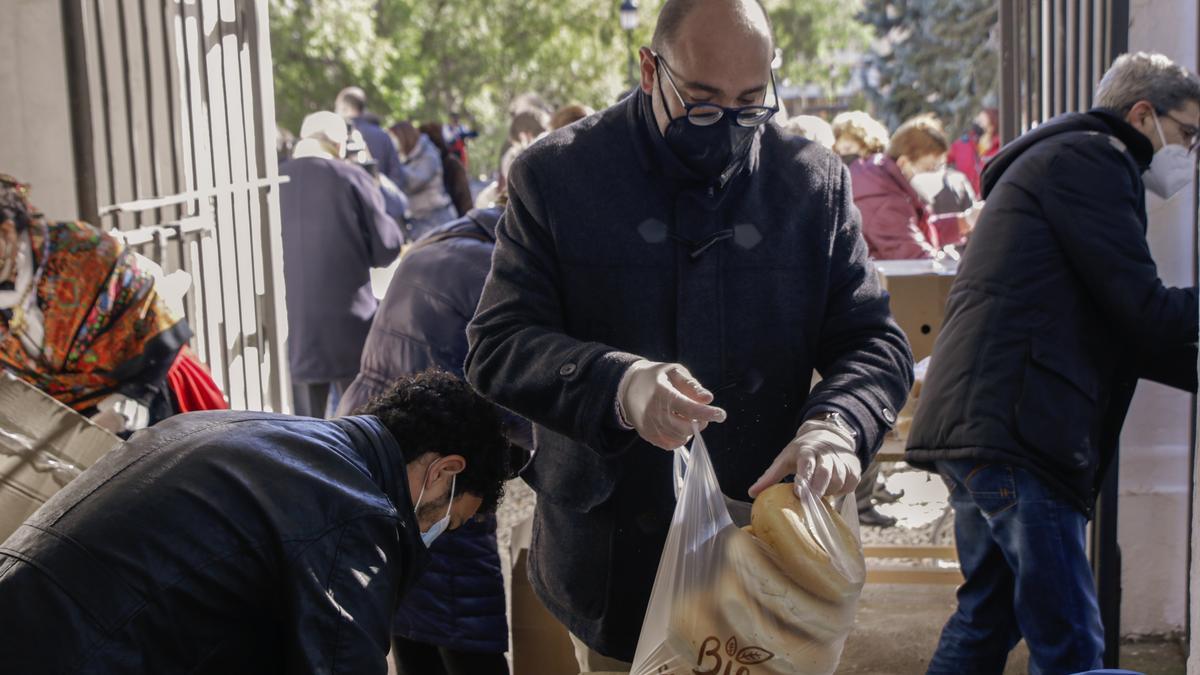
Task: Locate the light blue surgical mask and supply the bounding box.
[414,472,456,548]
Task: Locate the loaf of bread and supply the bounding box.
[750,483,865,603]
[659,483,864,675]
[666,528,840,675]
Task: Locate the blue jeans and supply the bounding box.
[927,460,1104,675]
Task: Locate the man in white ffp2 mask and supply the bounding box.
[1143,105,1198,199]
[906,51,1199,674]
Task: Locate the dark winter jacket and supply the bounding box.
[464,91,913,659]
[354,117,403,186]
[0,412,428,674]
[338,209,522,654]
[905,109,1199,515]
[850,153,961,259]
[280,156,404,383]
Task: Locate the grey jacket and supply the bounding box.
[464,92,912,658]
[396,135,456,239]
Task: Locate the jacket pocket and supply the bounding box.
[1014,338,1099,471]
[528,498,615,621]
[960,463,1018,517]
[521,426,620,512]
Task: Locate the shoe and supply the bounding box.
[872,487,905,504]
[858,506,898,528]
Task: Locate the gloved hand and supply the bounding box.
[748,419,862,498]
[617,360,726,450]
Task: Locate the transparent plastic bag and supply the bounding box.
[631,425,865,675]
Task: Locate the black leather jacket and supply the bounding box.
[0,411,427,674]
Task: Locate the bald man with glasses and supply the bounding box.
[465,0,913,668]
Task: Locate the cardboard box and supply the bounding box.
[875,260,957,363]
[509,514,581,675]
[0,372,121,542]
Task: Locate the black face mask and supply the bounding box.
[840,153,861,167]
[655,61,762,182]
[969,122,986,137]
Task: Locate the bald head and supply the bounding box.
[651,0,773,62]
[640,0,776,136]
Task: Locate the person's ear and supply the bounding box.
[1127,100,1156,135]
[639,47,657,95]
[432,455,466,483]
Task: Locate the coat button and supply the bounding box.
[559,362,578,377]
[882,407,896,424]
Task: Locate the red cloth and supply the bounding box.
[947,134,1000,196]
[850,154,959,260]
[167,346,228,412]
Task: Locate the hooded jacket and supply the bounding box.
[905,109,1198,514]
[0,411,427,674]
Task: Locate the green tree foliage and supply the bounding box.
[859,0,998,135]
[765,0,871,96]
[271,0,869,175]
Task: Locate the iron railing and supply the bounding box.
[998,0,1130,666]
[60,0,289,413]
[998,0,1129,142]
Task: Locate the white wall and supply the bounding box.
[0,0,77,219]
[1121,0,1199,640]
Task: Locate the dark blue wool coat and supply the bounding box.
[465,92,913,660]
[279,157,403,383]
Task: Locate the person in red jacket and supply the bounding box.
[851,115,980,260]
[947,107,1000,195]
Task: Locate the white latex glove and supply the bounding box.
[749,421,862,498]
[617,360,727,450]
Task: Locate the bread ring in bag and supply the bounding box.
[750,483,864,603]
[666,532,839,675]
[723,528,855,645]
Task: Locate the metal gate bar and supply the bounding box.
[999,0,1130,666]
[60,0,289,413]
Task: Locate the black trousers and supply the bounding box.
[290,379,352,419]
[391,636,509,675]
[855,459,885,512]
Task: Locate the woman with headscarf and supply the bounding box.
[0,175,196,433]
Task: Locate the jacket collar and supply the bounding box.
[464,207,502,241]
[1087,107,1155,171]
[335,415,423,549]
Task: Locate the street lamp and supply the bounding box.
[620,0,640,87]
[619,0,640,30]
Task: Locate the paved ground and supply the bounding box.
[842,583,1186,674]
[495,472,1187,674]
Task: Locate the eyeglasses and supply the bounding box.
[1157,109,1200,153]
[653,52,779,128]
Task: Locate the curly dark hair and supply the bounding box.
[356,369,512,514]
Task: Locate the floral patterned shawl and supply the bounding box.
[0,216,190,412]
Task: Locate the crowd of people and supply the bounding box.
[0,0,1198,674]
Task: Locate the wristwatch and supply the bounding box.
[806,411,858,445]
